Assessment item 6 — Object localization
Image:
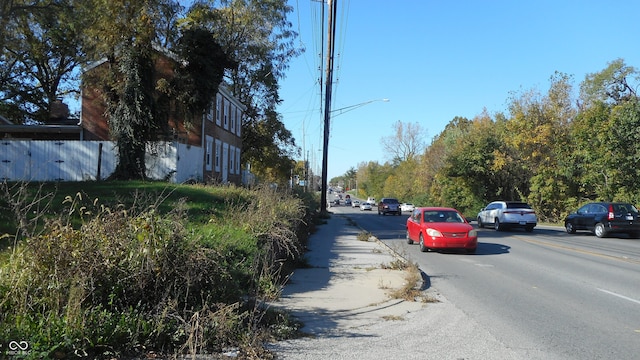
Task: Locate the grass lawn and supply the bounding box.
[0,180,239,246]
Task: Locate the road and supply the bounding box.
[329,196,640,359]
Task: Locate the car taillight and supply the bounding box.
[504,210,535,215]
[608,204,615,220]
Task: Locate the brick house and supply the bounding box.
[80,53,245,184]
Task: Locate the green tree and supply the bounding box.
[382,157,418,202]
[172,27,237,123]
[183,0,302,183]
[106,45,157,179]
[580,58,638,107]
[241,108,298,184]
[82,0,236,180]
[605,98,640,202]
[357,161,393,199]
[570,101,612,200]
[572,61,640,203]
[1,0,86,124]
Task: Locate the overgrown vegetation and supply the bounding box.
[0,181,318,359]
[357,230,372,242]
[387,262,434,303]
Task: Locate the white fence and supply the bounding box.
[0,140,203,183]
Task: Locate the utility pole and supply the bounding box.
[305,150,309,192]
[320,0,337,214]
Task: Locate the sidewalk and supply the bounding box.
[267,212,525,360]
[270,213,425,336]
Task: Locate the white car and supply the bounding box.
[352,200,361,208]
[360,202,372,211]
[400,203,415,212]
[477,201,537,232]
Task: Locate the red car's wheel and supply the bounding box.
[419,233,428,252]
[406,230,413,244]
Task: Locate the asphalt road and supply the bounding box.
[332,199,640,360]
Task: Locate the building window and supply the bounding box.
[230,105,235,134]
[216,94,222,126]
[236,110,242,137]
[235,147,240,174]
[229,145,235,175]
[206,102,214,122]
[205,136,213,171]
[224,101,229,130]
[214,139,221,172]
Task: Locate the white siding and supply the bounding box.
[0,140,203,183]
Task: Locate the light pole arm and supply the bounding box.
[330,98,389,117]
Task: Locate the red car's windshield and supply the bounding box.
[423,211,464,223]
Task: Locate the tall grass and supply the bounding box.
[0,181,317,359]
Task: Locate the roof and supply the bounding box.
[0,124,82,134]
[416,207,460,212]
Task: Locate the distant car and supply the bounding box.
[367,197,376,205]
[345,198,352,206]
[564,202,640,238]
[352,200,361,208]
[477,201,537,232]
[406,207,477,253]
[332,199,341,206]
[360,202,372,211]
[400,203,415,212]
[378,197,401,216]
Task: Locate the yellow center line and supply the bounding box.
[512,235,640,266]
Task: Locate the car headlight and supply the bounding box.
[426,228,443,237]
[469,229,477,237]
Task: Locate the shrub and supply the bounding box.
[0,182,317,358]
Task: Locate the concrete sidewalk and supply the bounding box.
[267,212,525,360]
[270,213,425,335]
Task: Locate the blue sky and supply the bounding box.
[277,0,640,180]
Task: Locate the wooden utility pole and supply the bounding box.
[320,0,337,214]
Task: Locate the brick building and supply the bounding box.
[80,53,245,184]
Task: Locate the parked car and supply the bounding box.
[352,200,361,208]
[360,202,372,211]
[400,203,415,212]
[477,201,537,232]
[406,207,477,253]
[378,197,401,216]
[564,202,640,238]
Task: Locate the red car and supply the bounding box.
[406,207,477,253]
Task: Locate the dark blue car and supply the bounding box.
[564,202,640,238]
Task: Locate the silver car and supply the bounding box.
[477,201,537,232]
[360,202,372,211]
[400,203,415,212]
